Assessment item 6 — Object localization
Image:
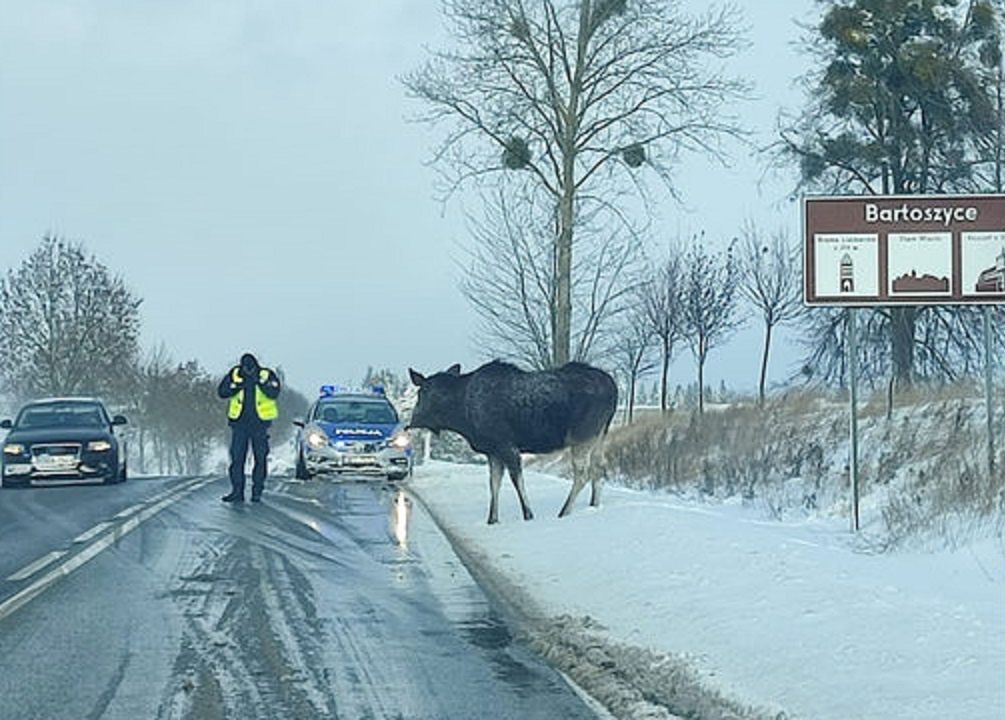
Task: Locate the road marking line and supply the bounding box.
[113,503,144,519]
[5,551,67,582]
[72,522,113,544]
[0,476,217,622]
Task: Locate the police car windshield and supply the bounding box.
[315,399,397,425]
[17,402,107,429]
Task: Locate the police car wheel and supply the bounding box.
[295,451,310,480]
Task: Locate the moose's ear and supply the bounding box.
[445,363,461,376]
[408,368,426,386]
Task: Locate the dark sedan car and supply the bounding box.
[1,398,128,487]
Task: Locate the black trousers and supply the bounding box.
[228,423,269,497]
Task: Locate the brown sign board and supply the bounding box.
[803,194,1005,306]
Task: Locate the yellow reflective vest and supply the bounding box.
[227,368,279,422]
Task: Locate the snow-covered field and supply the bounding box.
[409,461,1005,720]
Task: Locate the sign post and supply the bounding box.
[984,307,995,475]
[848,308,860,533]
[804,194,1005,532]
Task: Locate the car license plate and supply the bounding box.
[347,455,375,465]
[35,455,77,470]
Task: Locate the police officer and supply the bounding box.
[217,352,281,503]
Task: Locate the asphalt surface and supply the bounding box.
[0,473,598,719]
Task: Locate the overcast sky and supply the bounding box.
[0,1,815,399]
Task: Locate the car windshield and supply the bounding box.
[16,402,107,429]
[315,399,397,425]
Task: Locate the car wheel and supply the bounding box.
[295,451,310,480]
[387,472,407,482]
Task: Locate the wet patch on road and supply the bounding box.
[156,535,338,720]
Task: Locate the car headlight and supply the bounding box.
[3,443,25,455]
[389,432,411,449]
[306,430,329,449]
[87,440,113,452]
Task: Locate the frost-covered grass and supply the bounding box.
[595,388,1005,549]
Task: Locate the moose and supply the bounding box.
[407,360,618,524]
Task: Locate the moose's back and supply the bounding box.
[465,361,617,454]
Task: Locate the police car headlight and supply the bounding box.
[3,443,25,456]
[87,440,113,452]
[389,432,411,449]
[306,430,329,449]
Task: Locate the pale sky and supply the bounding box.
[0,1,815,398]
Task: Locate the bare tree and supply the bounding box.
[0,235,142,402]
[407,0,749,366]
[129,351,225,475]
[736,221,803,404]
[640,250,685,412]
[680,236,743,413]
[460,187,642,367]
[609,292,655,423]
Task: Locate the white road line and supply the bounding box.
[0,476,216,622]
[5,551,68,582]
[72,522,114,544]
[113,503,144,519]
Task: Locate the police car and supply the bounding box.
[293,385,413,481]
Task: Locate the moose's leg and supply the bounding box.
[487,455,504,525]
[589,474,603,507]
[500,448,534,521]
[588,439,605,507]
[559,444,587,518]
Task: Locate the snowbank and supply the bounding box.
[409,461,1005,720]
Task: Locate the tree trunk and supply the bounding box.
[553,189,574,367]
[660,338,671,413]
[627,374,637,424]
[890,306,916,391]
[698,346,706,415]
[758,322,773,406]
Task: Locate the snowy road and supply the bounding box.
[0,475,598,719]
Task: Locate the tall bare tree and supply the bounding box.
[737,222,802,404]
[680,236,743,413]
[0,235,142,402]
[610,292,655,423]
[640,250,685,412]
[407,0,748,366]
[460,187,642,367]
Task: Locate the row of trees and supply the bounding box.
[410,0,1005,411]
[613,224,801,419]
[0,236,309,474]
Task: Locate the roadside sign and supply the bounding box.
[803,194,1005,306]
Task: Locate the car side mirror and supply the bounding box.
[0,419,11,430]
[112,415,128,426]
[293,420,305,428]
